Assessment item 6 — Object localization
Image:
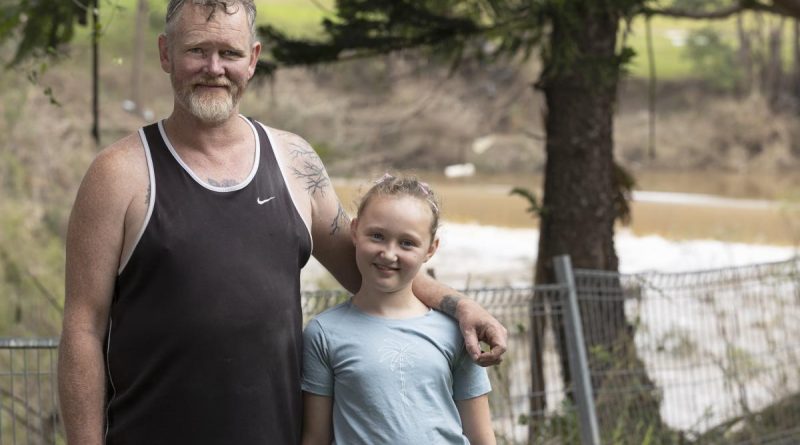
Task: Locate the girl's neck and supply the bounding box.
[351,287,430,319]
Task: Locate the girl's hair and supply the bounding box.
[357,174,441,238]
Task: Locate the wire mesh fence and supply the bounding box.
[1,257,799,444]
[0,338,61,445]
[572,257,800,444]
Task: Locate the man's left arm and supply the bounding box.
[412,274,507,366]
[276,132,507,365]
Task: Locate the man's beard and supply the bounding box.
[174,75,245,124]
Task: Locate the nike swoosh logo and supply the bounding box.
[257,197,276,205]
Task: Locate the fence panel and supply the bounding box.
[2,257,798,445]
[574,257,800,444]
[0,338,61,445]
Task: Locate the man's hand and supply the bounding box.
[442,295,508,366]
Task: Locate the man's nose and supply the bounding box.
[203,53,225,76]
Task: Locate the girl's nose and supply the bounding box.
[380,249,398,262]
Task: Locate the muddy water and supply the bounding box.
[332,171,800,246]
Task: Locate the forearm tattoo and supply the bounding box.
[145,184,151,205]
[440,295,463,317]
[329,203,348,236]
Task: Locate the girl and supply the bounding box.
[301,174,496,445]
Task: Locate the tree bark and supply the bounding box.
[767,18,785,109]
[531,2,674,442]
[130,0,149,114]
[737,14,754,96]
[794,20,800,101]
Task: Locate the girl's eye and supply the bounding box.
[369,233,384,241]
[400,240,416,248]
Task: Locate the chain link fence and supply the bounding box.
[2,256,799,444]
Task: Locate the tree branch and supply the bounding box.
[644,1,784,20]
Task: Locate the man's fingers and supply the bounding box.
[475,350,503,367]
[473,324,507,366]
[462,328,481,361]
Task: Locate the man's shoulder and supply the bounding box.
[91,131,147,175]
[254,122,311,152]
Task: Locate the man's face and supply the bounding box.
[159,3,261,124]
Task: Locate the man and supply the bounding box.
[57,1,507,444]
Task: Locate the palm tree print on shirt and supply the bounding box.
[379,338,418,406]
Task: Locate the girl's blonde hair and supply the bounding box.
[357,174,441,238]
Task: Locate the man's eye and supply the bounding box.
[188,48,204,55]
[222,50,242,58]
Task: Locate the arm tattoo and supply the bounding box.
[291,159,330,197]
[329,203,349,236]
[440,295,463,317]
[288,141,316,160]
[145,184,151,205]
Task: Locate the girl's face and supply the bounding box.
[351,195,439,295]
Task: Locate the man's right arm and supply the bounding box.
[59,138,143,445]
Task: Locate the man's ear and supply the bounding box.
[248,41,262,79]
[424,236,440,262]
[158,34,171,73]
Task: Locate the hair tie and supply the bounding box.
[418,182,431,196]
[375,172,393,184]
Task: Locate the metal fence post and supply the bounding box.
[553,255,601,445]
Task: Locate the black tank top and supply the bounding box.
[105,118,312,445]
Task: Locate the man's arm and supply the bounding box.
[412,274,507,366]
[59,141,141,445]
[274,132,507,364]
[273,130,361,293]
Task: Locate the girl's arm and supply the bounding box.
[302,392,333,445]
[457,395,496,445]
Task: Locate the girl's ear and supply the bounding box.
[424,236,440,262]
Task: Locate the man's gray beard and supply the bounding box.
[186,90,235,124]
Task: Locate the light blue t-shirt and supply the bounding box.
[302,300,491,445]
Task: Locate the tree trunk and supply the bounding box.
[766,18,785,109]
[531,2,674,442]
[737,14,754,96]
[793,20,800,103]
[130,0,149,114]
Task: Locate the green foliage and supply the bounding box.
[259,0,548,74]
[0,0,90,67]
[682,26,739,91]
[614,162,636,226]
[509,186,544,219]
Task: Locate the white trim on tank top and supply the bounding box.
[157,115,261,193]
[117,129,157,275]
[259,122,314,252]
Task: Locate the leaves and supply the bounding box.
[510,186,544,218]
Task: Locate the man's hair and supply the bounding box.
[165,0,257,39]
[357,174,441,239]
